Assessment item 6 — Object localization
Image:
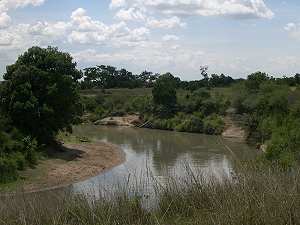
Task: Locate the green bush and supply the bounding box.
[22,137,38,166]
[0,116,39,183]
[203,115,225,135]
[175,115,204,133]
[0,157,18,183]
[266,118,300,167]
[11,152,26,170]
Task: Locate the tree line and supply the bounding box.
[80,64,300,91]
[80,65,236,90]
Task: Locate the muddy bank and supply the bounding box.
[3,142,125,193]
[94,115,143,127]
[222,115,247,141]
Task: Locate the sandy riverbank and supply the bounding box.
[2,142,125,193]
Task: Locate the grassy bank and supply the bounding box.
[1,163,300,225]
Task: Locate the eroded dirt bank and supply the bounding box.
[4,142,125,193]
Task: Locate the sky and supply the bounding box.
[0,0,299,80]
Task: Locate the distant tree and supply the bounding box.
[0,46,83,144]
[200,65,209,80]
[246,72,269,91]
[200,65,209,87]
[138,71,159,87]
[152,73,177,107]
[295,74,300,85]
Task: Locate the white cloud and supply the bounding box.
[284,23,296,31]
[163,34,179,41]
[110,0,127,9]
[115,7,146,21]
[0,0,45,12]
[0,32,13,46]
[68,8,149,46]
[111,0,274,19]
[29,21,71,38]
[72,41,221,78]
[0,7,150,50]
[147,16,185,29]
[284,22,300,40]
[0,12,11,28]
[0,0,45,29]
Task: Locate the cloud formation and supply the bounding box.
[4,0,299,80]
[0,7,150,50]
[0,0,45,28]
[284,22,300,40]
[110,0,274,19]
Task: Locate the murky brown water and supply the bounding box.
[70,125,256,195]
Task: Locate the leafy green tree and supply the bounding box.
[0,46,83,144]
[246,72,269,91]
[152,73,178,118]
[152,73,177,107]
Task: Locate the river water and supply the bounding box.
[70,125,255,196]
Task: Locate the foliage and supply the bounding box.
[152,73,178,107]
[0,46,83,144]
[81,65,160,89]
[0,116,38,183]
[232,71,300,165]
[245,71,269,91]
[265,118,300,167]
[203,114,225,135]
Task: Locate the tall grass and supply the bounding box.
[1,163,300,225]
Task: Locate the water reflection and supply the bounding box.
[71,125,255,195]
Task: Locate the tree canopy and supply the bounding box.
[0,46,83,144]
[152,73,177,107]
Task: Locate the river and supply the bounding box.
[70,125,255,196]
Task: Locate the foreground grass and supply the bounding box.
[1,163,300,225]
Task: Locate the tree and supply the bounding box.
[152,73,177,108]
[295,73,300,85]
[200,65,209,87]
[246,72,269,91]
[0,46,83,144]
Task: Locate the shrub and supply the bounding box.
[11,152,26,170]
[152,74,177,108]
[0,157,18,183]
[22,137,38,166]
[203,115,225,135]
[175,115,204,133]
[266,118,300,167]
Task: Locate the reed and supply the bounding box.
[1,163,300,225]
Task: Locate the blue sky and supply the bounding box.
[0,0,299,80]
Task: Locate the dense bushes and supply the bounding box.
[0,117,38,183]
[265,118,300,167]
[233,72,300,165]
[82,87,227,135]
[81,93,153,123]
[147,113,224,135]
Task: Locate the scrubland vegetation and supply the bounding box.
[1,46,300,225]
[81,68,300,167]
